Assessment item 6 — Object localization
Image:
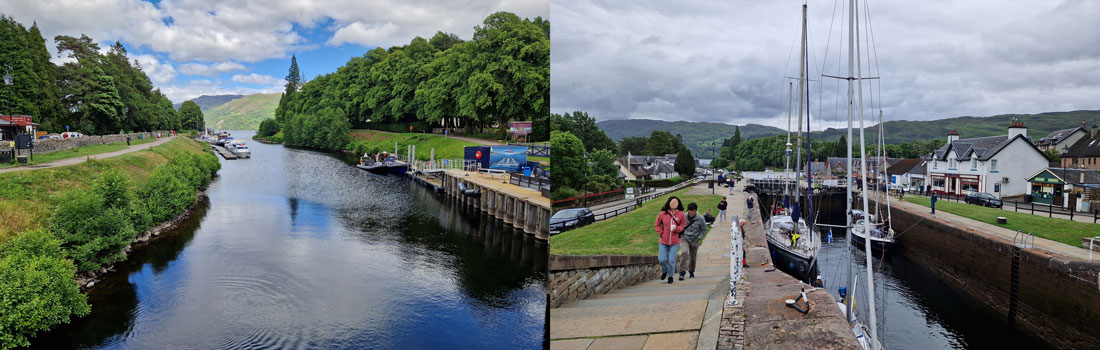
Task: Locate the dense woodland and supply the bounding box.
[0,15,195,134]
[262,12,549,150]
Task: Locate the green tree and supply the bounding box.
[1043,148,1061,163]
[274,55,302,127]
[645,130,683,156]
[178,100,203,131]
[550,111,616,152]
[619,136,647,155]
[730,126,742,148]
[0,229,90,349]
[257,118,279,137]
[588,148,619,178]
[674,147,696,179]
[551,130,585,194]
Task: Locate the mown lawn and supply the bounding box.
[550,189,724,256]
[0,137,157,169]
[0,138,209,242]
[904,196,1100,246]
[347,129,481,160]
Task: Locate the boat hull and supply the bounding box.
[850,230,893,254]
[356,163,409,175]
[766,239,818,282]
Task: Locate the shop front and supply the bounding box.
[1026,169,1064,206]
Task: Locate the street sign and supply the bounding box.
[508,121,532,135]
[66,125,70,131]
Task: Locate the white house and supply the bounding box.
[618,153,679,180]
[886,158,926,190]
[926,121,1049,198]
[1036,121,1089,153]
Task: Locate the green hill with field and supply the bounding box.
[204,93,281,130]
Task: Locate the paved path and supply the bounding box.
[0,136,175,174]
[731,185,860,349]
[892,194,1096,260]
[904,191,1100,224]
[549,183,731,350]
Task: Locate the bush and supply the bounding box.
[551,187,580,201]
[91,169,131,210]
[0,229,91,349]
[49,191,137,271]
[136,165,196,223]
[257,118,279,137]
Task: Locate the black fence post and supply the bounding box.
[1014,201,1018,212]
[1049,204,1053,218]
[1031,203,1035,215]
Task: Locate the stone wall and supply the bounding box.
[549,253,688,308]
[1,131,169,154]
[890,202,1100,348]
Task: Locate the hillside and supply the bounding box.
[596,119,785,157]
[173,94,245,110]
[598,110,1100,156]
[204,93,280,130]
[811,110,1100,143]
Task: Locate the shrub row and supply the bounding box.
[0,145,219,349]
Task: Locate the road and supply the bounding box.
[0,135,174,174]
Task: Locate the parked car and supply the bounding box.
[965,192,1002,208]
[37,134,61,140]
[60,132,83,138]
[550,208,596,235]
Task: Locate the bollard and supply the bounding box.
[727,214,743,307]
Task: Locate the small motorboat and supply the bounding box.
[356,153,409,175]
[849,209,895,254]
[228,140,250,158]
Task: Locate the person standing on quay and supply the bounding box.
[745,196,755,221]
[717,198,728,222]
[654,196,686,284]
[680,202,708,280]
[931,192,938,214]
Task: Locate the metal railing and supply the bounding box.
[1088,236,1100,260]
[510,173,550,192]
[1013,230,1036,249]
[551,179,700,234]
[908,189,1100,224]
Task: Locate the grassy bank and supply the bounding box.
[0,138,210,241]
[0,137,157,169]
[347,129,481,160]
[550,189,724,256]
[0,137,218,348]
[903,196,1099,246]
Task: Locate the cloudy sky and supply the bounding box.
[1,0,548,104]
[551,0,1100,130]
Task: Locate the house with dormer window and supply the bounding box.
[926,120,1049,198]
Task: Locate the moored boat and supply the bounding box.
[356,153,409,175]
[765,213,821,282]
[228,140,251,158]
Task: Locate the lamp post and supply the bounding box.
[1063,145,1070,208]
[583,151,589,207]
[4,66,13,162]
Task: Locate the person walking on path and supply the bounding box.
[745,196,755,221]
[654,196,686,284]
[931,192,938,214]
[717,198,728,222]
[680,202,708,280]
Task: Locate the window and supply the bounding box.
[991,160,997,171]
[949,159,956,169]
[994,184,1000,192]
[971,159,977,169]
[962,182,978,192]
[933,161,938,169]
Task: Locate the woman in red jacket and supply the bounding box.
[654,196,687,284]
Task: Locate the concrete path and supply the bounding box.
[905,191,1100,224]
[731,185,860,349]
[892,194,1097,260]
[0,136,174,174]
[550,183,731,350]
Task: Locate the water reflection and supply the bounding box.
[30,131,546,349]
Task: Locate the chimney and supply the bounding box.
[1092,124,1098,138]
[1082,120,1088,130]
[947,130,959,143]
[1081,170,1086,184]
[1008,119,1027,139]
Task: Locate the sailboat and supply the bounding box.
[820,0,884,348]
[764,3,821,284]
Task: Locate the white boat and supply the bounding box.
[849,209,895,253]
[228,140,250,158]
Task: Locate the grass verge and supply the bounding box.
[0,138,208,242]
[347,129,482,160]
[903,196,1100,246]
[550,189,724,256]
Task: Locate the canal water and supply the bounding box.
[31,130,548,349]
[758,193,1049,350]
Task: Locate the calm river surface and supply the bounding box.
[31,130,548,349]
[759,193,1048,350]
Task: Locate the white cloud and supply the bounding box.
[551,0,1100,126]
[231,73,282,85]
[328,22,401,47]
[3,0,548,63]
[178,61,247,76]
[160,79,282,105]
[131,54,177,85]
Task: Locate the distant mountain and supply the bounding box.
[596,119,786,157]
[173,94,245,111]
[809,110,1100,144]
[204,93,280,130]
[597,110,1100,156]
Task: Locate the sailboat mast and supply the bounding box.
[795,3,807,204]
[786,82,794,197]
[881,110,893,231]
[845,0,856,324]
[854,0,880,345]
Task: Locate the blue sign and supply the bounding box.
[488,146,527,172]
[65,125,70,131]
